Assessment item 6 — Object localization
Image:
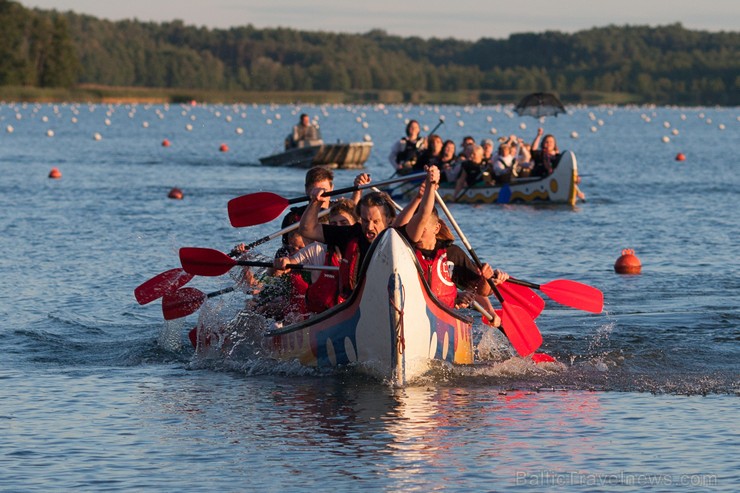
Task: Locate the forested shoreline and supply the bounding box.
[1,0,738,105]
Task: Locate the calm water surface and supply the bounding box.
[1,102,738,491]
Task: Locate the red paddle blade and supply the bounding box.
[540,279,604,313]
[179,247,236,276]
[500,302,543,357]
[162,287,207,320]
[134,268,194,305]
[499,281,545,319]
[532,353,556,364]
[228,191,289,227]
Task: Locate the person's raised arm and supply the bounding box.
[531,127,544,151]
[299,188,329,243]
[352,173,371,205]
[404,166,440,243]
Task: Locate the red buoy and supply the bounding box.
[168,187,184,200]
[162,139,171,147]
[48,167,62,179]
[675,153,686,161]
[614,249,641,274]
[219,143,229,152]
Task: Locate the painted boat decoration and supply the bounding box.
[259,142,373,169]
[385,151,579,206]
[201,228,474,384]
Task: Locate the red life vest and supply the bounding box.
[305,238,361,313]
[415,248,458,308]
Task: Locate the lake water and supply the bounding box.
[1,101,738,491]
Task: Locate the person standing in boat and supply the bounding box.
[300,188,397,300]
[388,119,425,172]
[530,128,561,177]
[286,113,323,149]
[396,166,509,326]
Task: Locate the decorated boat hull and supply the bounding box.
[261,228,473,384]
[259,142,373,169]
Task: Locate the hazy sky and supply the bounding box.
[22,0,740,40]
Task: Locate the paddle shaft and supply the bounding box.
[433,190,505,302]
[239,208,331,252]
[235,260,339,271]
[285,172,427,205]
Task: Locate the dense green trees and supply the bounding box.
[1,0,738,104]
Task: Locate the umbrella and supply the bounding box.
[514,92,566,119]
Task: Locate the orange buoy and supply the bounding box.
[48,167,62,179]
[162,139,171,147]
[675,153,686,161]
[219,143,229,152]
[614,249,641,274]
[168,187,184,200]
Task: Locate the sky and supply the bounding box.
[21,0,740,41]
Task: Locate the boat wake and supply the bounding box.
[171,300,738,396]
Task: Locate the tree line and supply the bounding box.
[1,0,738,105]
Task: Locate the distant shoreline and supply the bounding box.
[0,85,652,106]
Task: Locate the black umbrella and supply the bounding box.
[514,92,566,119]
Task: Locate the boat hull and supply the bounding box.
[259,142,373,169]
[262,229,474,384]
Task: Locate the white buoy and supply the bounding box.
[671,129,679,135]
[661,136,670,143]
[519,122,526,130]
[362,122,369,129]
[93,132,102,141]
[663,121,671,128]
[42,116,49,122]
[185,124,193,131]
[236,127,244,135]
[458,120,465,127]
[142,121,149,128]
[266,119,272,125]
[46,129,54,137]
[490,128,497,134]
[105,118,111,126]
[718,124,725,130]
[363,134,372,142]
[570,131,579,139]
[6,125,13,133]
[71,117,78,124]
[590,126,598,133]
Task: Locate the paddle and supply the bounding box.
[133,211,330,305]
[507,278,603,313]
[162,286,235,320]
[228,172,426,227]
[496,183,512,204]
[179,247,340,277]
[497,281,545,319]
[134,268,195,305]
[433,190,542,356]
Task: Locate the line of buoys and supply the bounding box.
[168,187,184,200]
[614,249,641,274]
[48,167,62,179]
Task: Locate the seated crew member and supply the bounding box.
[286,113,323,149]
[398,166,509,325]
[388,119,424,172]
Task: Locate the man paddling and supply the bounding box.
[300,186,396,299]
